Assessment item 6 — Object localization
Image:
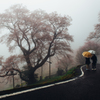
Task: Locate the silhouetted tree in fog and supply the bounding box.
[75,41,100,65]
[56,55,74,72]
[87,13,100,42]
[0,55,20,87]
[0,4,73,85]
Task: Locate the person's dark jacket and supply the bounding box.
[91,54,97,64]
[85,58,91,65]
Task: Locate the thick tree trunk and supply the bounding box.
[25,55,32,69]
[23,55,37,85]
[21,51,52,85]
[26,67,37,85]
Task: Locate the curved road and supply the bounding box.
[1,64,100,100]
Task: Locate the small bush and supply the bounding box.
[57,68,64,76]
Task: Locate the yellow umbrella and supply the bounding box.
[82,51,92,58]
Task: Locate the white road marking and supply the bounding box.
[0,65,85,99]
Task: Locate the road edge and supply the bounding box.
[0,65,85,99]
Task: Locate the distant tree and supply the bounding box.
[0,55,20,87]
[56,55,74,72]
[57,68,64,76]
[75,41,100,65]
[0,4,73,85]
[75,46,86,65]
[84,41,100,55]
[87,13,100,42]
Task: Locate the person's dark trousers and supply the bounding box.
[92,63,96,69]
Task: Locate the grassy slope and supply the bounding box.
[0,65,82,95]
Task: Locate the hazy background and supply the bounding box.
[0,0,100,90]
[0,0,99,58]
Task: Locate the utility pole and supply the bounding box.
[21,78,22,87]
[11,62,15,88]
[40,66,43,80]
[12,72,14,88]
[11,70,14,88]
[49,57,51,79]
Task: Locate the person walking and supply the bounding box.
[82,51,92,70]
[91,54,97,70]
[85,57,91,70]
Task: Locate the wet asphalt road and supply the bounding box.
[1,64,100,100]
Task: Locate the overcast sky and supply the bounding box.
[0,0,100,58]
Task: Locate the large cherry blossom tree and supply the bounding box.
[0,4,73,85]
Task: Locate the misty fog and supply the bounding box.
[0,0,100,91]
